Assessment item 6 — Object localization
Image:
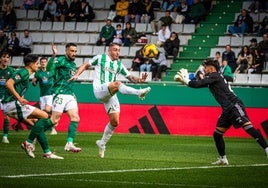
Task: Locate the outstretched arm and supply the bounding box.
[68,62,91,82]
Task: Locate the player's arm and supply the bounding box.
[46,44,57,71]
[68,62,91,82]
[6,78,28,105]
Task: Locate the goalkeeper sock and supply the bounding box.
[67,121,78,143]
[118,83,138,95]
[101,123,115,145]
[213,129,225,157]
[244,125,268,149]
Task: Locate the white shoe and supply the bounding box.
[50,128,57,135]
[96,140,106,158]
[43,152,64,159]
[138,87,151,100]
[64,142,82,152]
[2,136,9,144]
[211,158,229,165]
[21,141,35,158]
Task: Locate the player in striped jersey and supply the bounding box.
[71,42,151,158]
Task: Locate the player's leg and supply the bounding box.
[211,113,230,165]
[42,95,57,135]
[110,81,151,100]
[233,102,268,157]
[2,114,10,143]
[96,95,120,158]
[63,95,81,152]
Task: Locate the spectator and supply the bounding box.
[125,0,143,23]
[257,33,268,63]
[2,0,13,12]
[122,21,137,46]
[150,10,173,35]
[0,4,16,32]
[54,0,69,22]
[77,0,95,22]
[174,0,188,24]
[248,49,265,74]
[113,0,129,23]
[228,9,253,37]
[113,24,124,45]
[130,47,147,71]
[140,59,152,72]
[156,24,171,47]
[183,0,206,24]
[107,3,117,20]
[19,29,33,56]
[220,59,234,82]
[257,15,268,37]
[249,38,258,54]
[65,0,80,22]
[136,33,148,44]
[42,0,57,22]
[140,0,155,23]
[235,45,253,74]
[222,44,236,73]
[151,51,168,81]
[163,31,180,61]
[22,0,34,10]
[248,0,261,14]
[162,0,180,11]
[0,30,8,53]
[96,19,115,46]
[6,31,20,56]
[214,51,222,66]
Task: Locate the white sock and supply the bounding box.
[265,147,268,156]
[101,123,115,145]
[221,155,227,160]
[118,83,138,95]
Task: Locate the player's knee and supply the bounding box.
[110,119,119,127]
[213,129,223,141]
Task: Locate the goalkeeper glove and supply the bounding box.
[174,68,190,85]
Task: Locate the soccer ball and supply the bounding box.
[142,43,159,58]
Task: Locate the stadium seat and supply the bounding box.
[89,33,99,44]
[54,33,66,43]
[93,0,105,9]
[95,10,109,21]
[230,36,243,47]
[87,22,100,33]
[15,9,27,19]
[27,10,39,19]
[64,22,76,31]
[40,21,52,31]
[120,58,132,69]
[78,33,90,44]
[29,21,41,30]
[182,24,195,34]
[11,56,23,67]
[66,33,78,43]
[105,0,114,9]
[171,24,183,33]
[119,46,129,57]
[248,74,261,85]
[261,74,268,85]
[32,44,45,55]
[218,36,231,46]
[75,57,84,68]
[42,33,54,43]
[52,22,64,31]
[135,23,147,33]
[77,70,91,82]
[129,46,141,57]
[232,74,248,85]
[31,32,43,43]
[92,46,106,55]
[76,22,88,32]
[80,45,93,56]
[16,21,29,30]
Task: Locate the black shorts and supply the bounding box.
[217,101,250,129]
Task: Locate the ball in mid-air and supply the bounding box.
[142,43,159,58]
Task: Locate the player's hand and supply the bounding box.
[18,97,28,106]
[52,43,57,57]
[68,75,79,82]
[174,68,190,85]
[140,72,148,82]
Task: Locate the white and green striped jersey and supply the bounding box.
[90,54,130,87]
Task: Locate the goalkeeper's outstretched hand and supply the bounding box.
[174,68,190,85]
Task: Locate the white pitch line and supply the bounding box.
[2,163,268,178]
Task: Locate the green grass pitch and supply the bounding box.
[0,131,267,188]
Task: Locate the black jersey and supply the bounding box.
[188,72,240,111]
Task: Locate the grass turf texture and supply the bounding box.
[0,132,267,188]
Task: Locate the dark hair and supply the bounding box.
[204,59,220,72]
[0,51,10,57]
[40,56,47,61]
[23,54,39,66]
[65,43,77,49]
[109,42,120,48]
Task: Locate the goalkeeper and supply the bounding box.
[174,59,268,165]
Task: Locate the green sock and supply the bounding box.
[27,118,53,143]
[3,118,10,137]
[67,121,78,143]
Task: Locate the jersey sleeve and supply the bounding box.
[12,69,28,84]
[89,55,101,66]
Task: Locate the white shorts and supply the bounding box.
[93,83,120,114]
[40,95,53,110]
[2,101,36,120]
[52,94,78,113]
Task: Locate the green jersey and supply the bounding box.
[0,66,15,100]
[34,68,54,97]
[2,68,30,103]
[47,56,76,95]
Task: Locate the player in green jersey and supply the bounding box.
[32,57,57,135]
[71,42,151,158]
[0,52,15,143]
[2,54,63,159]
[45,43,82,152]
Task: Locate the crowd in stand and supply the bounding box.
[1,0,268,82]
